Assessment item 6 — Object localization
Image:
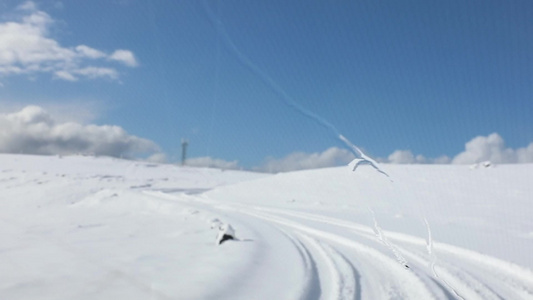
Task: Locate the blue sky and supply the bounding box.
[1,1,532,170]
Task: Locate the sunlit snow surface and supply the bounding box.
[1,154,532,299]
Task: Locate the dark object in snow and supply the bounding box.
[216,224,236,245]
[218,234,234,244]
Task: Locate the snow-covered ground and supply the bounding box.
[1,154,532,299]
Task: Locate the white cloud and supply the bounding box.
[186,156,240,170]
[452,133,533,164]
[54,70,77,81]
[146,152,167,163]
[0,2,138,81]
[432,155,451,164]
[17,1,38,11]
[0,100,103,124]
[0,105,158,157]
[75,45,106,59]
[256,147,355,173]
[387,150,427,164]
[516,144,533,163]
[384,133,533,165]
[109,50,138,67]
[73,67,119,80]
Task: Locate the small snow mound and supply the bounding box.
[482,161,493,168]
[216,223,236,245]
[469,161,494,169]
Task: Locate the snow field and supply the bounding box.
[1,154,533,299]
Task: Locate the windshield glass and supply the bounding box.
[1,1,532,299]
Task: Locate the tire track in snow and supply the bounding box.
[144,192,533,299]
[143,190,324,300]
[146,192,437,299]
[145,191,355,300]
[418,247,533,300]
[276,229,322,300]
[236,209,438,299]
[245,206,533,299]
[297,234,360,300]
[398,248,503,300]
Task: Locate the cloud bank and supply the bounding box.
[186,156,240,170]
[0,1,138,81]
[256,147,355,173]
[451,133,533,164]
[4,106,526,171]
[184,148,355,173]
[146,152,168,164]
[384,150,451,165]
[252,133,532,173]
[384,133,533,165]
[0,105,157,157]
[175,133,533,171]
[387,150,427,164]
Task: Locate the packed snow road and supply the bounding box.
[145,190,533,300]
[1,154,533,299]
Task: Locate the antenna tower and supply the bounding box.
[181,138,189,166]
